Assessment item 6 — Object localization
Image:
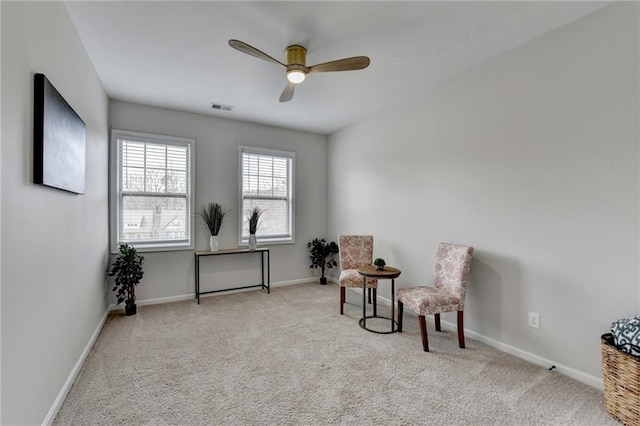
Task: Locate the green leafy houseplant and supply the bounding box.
[307,238,339,285]
[198,202,229,236]
[108,244,145,316]
[373,258,386,271]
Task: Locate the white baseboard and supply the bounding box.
[447,321,604,390]
[42,308,110,425]
[119,293,194,309]
[272,277,320,288]
[109,278,320,310]
[344,286,603,390]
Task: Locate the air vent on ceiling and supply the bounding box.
[210,102,234,112]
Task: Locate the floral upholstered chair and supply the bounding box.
[338,235,378,315]
[397,243,474,352]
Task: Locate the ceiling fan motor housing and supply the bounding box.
[285,45,308,84]
[285,45,307,67]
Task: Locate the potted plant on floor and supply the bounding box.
[247,207,263,250]
[198,202,229,251]
[108,243,145,316]
[307,238,339,285]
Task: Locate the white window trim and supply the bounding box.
[109,129,195,253]
[237,145,295,247]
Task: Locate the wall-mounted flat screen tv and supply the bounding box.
[34,73,86,194]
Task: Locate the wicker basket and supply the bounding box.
[602,333,640,425]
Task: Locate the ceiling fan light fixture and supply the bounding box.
[228,39,370,102]
[287,69,306,84]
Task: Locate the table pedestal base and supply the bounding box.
[359,316,398,334]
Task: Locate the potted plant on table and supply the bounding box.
[247,207,263,250]
[198,202,229,252]
[307,238,339,285]
[374,258,386,271]
[108,244,145,316]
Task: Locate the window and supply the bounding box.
[238,145,295,245]
[110,129,195,251]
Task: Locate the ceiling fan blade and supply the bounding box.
[279,82,295,103]
[308,56,370,73]
[228,39,285,67]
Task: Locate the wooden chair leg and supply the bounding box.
[372,288,377,316]
[457,310,465,348]
[419,315,429,352]
[434,313,441,332]
[340,287,345,315]
[418,315,429,352]
[397,301,403,332]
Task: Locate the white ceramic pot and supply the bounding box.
[209,235,219,252]
[248,234,257,250]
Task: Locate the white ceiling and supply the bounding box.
[64,1,610,135]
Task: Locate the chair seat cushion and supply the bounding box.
[397,286,461,316]
[339,269,378,288]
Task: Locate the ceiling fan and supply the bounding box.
[228,39,370,103]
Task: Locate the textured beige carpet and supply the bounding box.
[54,283,614,425]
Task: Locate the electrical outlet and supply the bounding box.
[528,312,540,329]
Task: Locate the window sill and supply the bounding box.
[238,239,295,248]
[111,243,194,255]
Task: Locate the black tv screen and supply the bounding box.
[34,73,86,194]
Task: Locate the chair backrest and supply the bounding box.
[338,235,374,271]
[434,243,474,302]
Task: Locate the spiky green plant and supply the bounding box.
[199,203,230,236]
[247,207,263,234]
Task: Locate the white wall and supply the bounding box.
[1,2,109,424]
[109,101,328,302]
[328,2,639,383]
[0,2,4,422]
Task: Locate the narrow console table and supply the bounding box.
[194,248,270,304]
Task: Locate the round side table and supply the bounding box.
[358,265,401,334]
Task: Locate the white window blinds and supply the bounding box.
[111,130,194,251]
[239,146,295,244]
